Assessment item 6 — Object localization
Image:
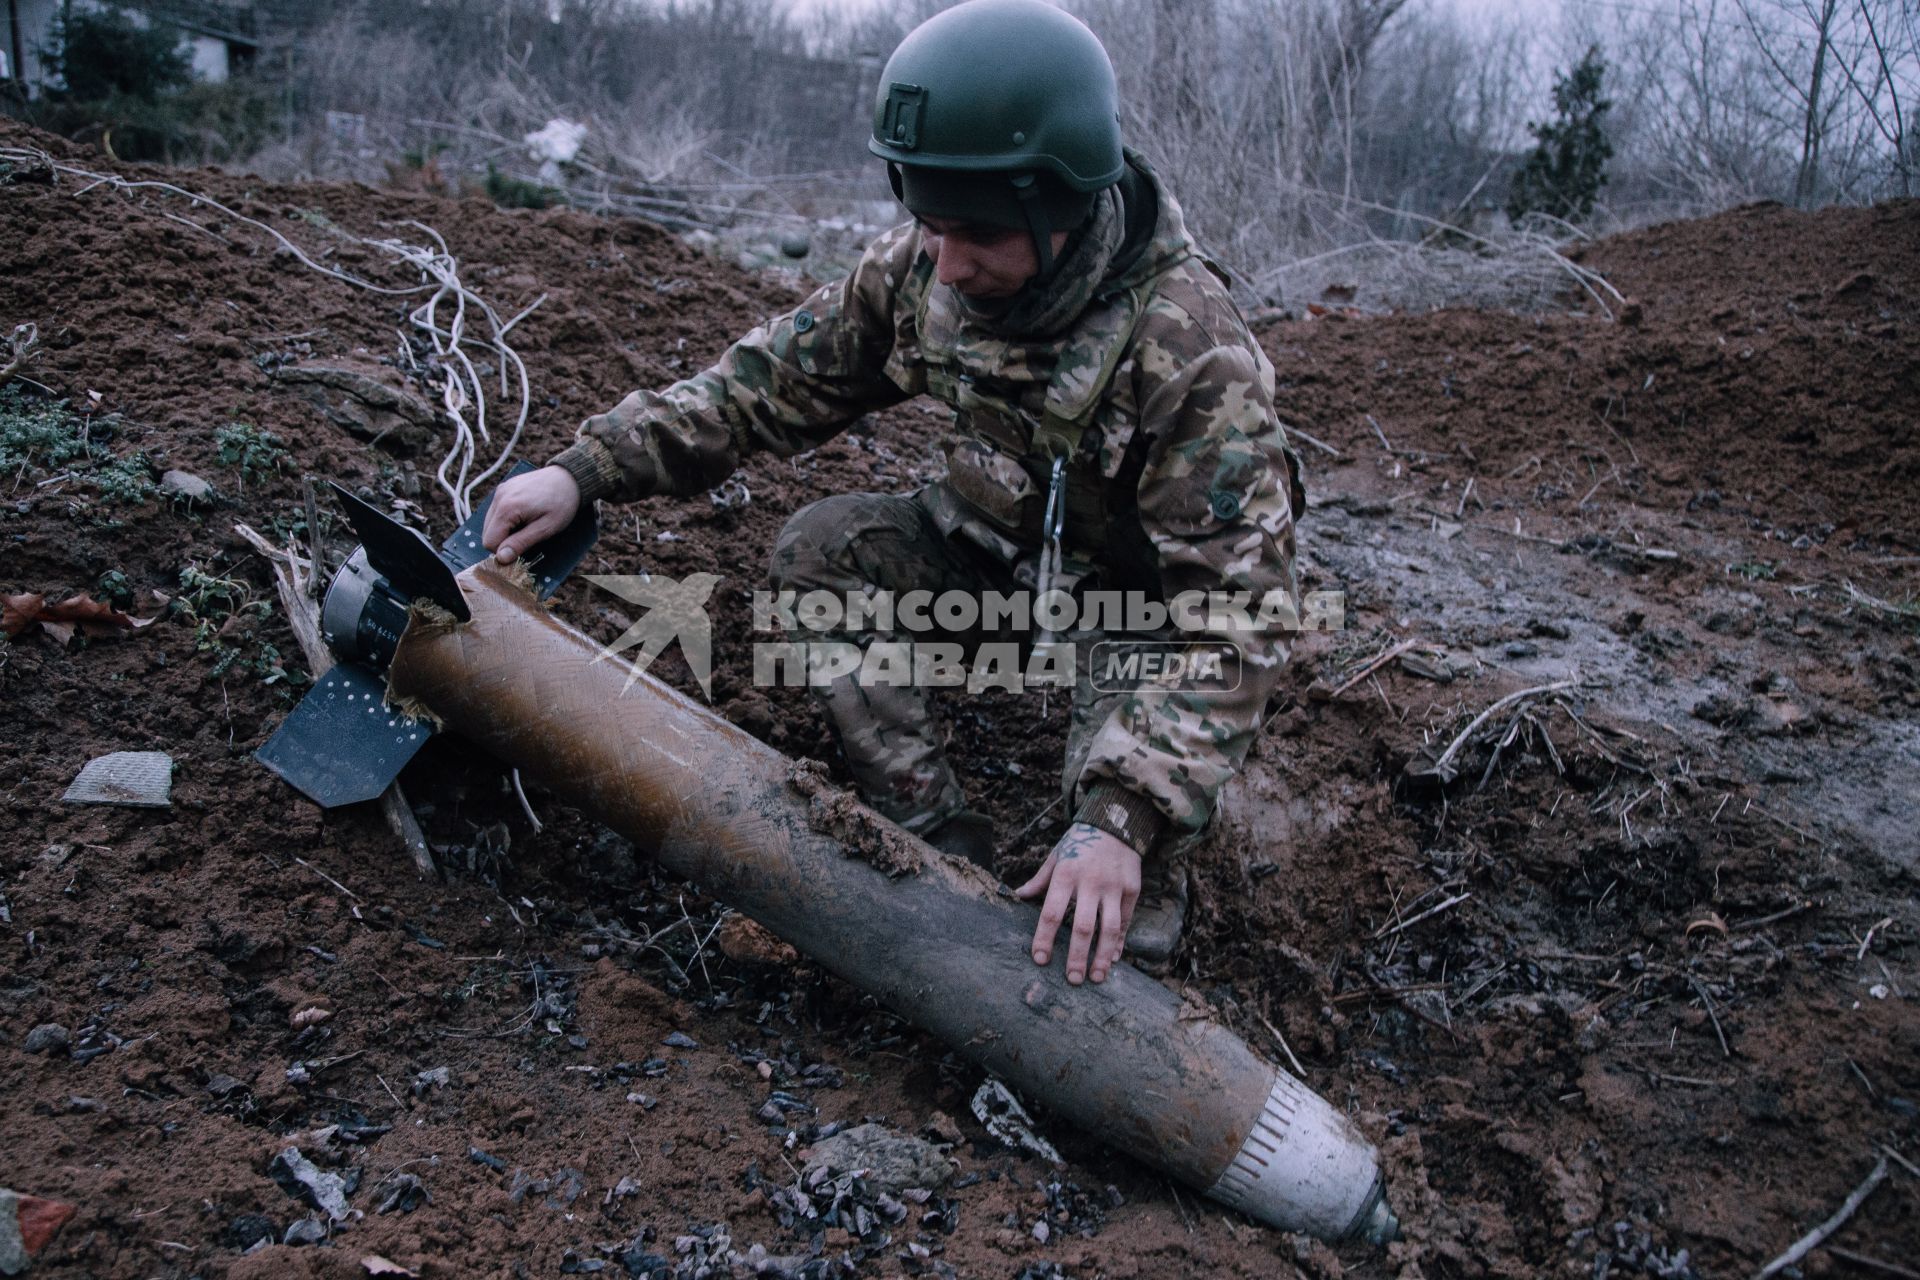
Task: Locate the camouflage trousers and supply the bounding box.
[769,489,1177,841]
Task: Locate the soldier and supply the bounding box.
[484,0,1304,988]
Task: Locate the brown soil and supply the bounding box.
[2,117,1916,1280]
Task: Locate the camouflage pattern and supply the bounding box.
[559,154,1304,856]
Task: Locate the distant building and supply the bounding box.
[3,1,291,95]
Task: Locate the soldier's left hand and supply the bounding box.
[1015,823,1141,985]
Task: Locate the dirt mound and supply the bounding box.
[2,115,1916,1280]
[1270,199,1920,542]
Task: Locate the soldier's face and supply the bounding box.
[918,216,1070,299]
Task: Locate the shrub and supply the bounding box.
[1507,47,1614,225]
[40,8,191,102]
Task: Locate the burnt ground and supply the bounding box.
[1,118,1916,1278]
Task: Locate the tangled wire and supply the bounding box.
[0,144,541,523]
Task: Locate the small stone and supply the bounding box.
[62,752,172,809]
[24,1023,70,1055]
[268,1147,351,1221]
[160,470,215,503]
[0,1188,78,1270]
[283,1217,328,1246]
[663,1031,698,1049]
[803,1123,956,1194]
[779,232,811,259]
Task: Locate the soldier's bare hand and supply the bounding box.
[1014,823,1140,985]
[482,465,581,565]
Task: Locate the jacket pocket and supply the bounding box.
[944,435,1042,537]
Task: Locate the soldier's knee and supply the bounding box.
[769,492,927,592]
[772,495,870,591]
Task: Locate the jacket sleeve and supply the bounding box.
[552,225,920,502]
[1071,332,1304,856]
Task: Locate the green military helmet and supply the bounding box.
[869,0,1123,190]
[870,0,1123,278]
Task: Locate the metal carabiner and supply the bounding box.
[1034,455,1069,715]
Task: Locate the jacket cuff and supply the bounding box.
[1073,781,1169,858]
[550,437,631,503]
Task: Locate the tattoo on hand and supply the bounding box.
[1056,826,1103,861]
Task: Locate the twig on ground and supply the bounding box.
[376,1074,407,1111]
[1732,901,1816,932]
[1645,1071,1730,1088]
[1373,892,1472,941]
[301,479,325,597]
[1746,801,1824,847]
[1750,1154,1888,1280]
[1258,1013,1307,1078]
[1687,975,1732,1058]
[1286,424,1342,458]
[1826,1247,1920,1279]
[1007,795,1065,850]
[510,769,543,833]
[1857,917,1894,962]
[293,857,360,902]
[1314,639,1419,702]
[1365,413,1393,453]
[0,322,39,387]
[1166,1181,1197,1234]
[1454,476,1475,519]
[1843,580,1920,618]
[1421,681,1577,782]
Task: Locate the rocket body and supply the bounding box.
[386,566,1395,1243]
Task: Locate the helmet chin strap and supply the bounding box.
[1009,173,1057,281]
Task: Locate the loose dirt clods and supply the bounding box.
[788,758,925,879]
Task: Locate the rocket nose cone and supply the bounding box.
[1356,1191,1402,1245]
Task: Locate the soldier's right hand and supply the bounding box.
[482,464,581,565]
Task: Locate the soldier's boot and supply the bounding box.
[1124,854,1189,974]
[924,808,996,870]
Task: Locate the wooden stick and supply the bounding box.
[302,479,326,597]
[1688,975,1732,1058]
[1751,1155,1888,1280]
[1258,1012,1307,1078]
[1827,1246,1920,1279]
[235,523,437,878]
[1731,901,1815,932]
[1424,681,1577,781]
[1286,424,1343,458]
[1314,639,1418,702]
[1372,892,1472,940]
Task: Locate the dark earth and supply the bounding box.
[2,118,1916,1278]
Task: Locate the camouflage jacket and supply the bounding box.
[554,158,1304,857]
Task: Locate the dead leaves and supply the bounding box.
[2,592,161,646]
